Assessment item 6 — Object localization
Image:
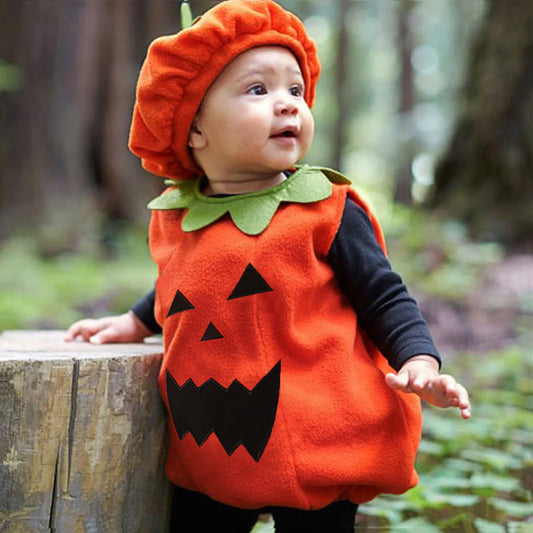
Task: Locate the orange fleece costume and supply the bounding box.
[148,168,422,510]
[129,0,422,511]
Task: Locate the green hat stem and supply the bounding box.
[181,1,193,30]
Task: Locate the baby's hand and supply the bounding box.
[64,311,152,344]
[385,355,471,419]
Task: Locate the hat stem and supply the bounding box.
[180,1,193,30]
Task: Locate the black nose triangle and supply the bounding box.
[201,322,224,341]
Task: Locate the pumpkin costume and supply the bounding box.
[127,0,441,517]
[146,167,425,510]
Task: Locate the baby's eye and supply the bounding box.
[247,84,267,96]
[289,84,304,97]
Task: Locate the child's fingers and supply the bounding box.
[387,361,472,419]
[64,319,111,342]
[450,384,471,419]
[427,375,471,417]
[454,382,471,419]
[64,320,86,341]
[388,366,434,394]
[65,313,150,345]
[437,375,466,405]
[425,375,458,405]
[64,320,91,341]
[90,326,128,344]
[455,382,470,408]
[385,371,411,392]
[89,328,112,344]
[434,374,457,396]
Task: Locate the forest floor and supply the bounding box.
[418,252,532,360]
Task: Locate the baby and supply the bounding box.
[66,1,470,531]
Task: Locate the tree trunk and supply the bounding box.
[332,0,350,171]
[431,1,533,244]
[0,1,182,251]
[394,0,415,205]
[1,0,100,250]
[0,331,170,533]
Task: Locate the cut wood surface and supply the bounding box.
[0,330,170,533]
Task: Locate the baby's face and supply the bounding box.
[189,46,314,190]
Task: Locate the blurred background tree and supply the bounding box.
[0,0,218,254]
[431,0,533,244]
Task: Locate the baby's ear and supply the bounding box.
[188,119,206,149]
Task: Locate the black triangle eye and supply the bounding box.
[167,290,195,317]
[228,264,273,300]
[201,322,224,341]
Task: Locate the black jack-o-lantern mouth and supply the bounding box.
[165,263,279,462]
[166,361,280,462]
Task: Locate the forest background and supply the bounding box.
[0,0,531,531]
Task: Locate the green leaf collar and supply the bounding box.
[147,165,351,236]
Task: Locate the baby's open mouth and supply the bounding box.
[272,129,297,138]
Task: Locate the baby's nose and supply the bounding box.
[274,99,298,115]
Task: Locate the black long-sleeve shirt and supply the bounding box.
[132,198,440,371]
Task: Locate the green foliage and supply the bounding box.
[0,232,156,331]
[0,60,22,91]
[359,346,533,531]
[384,204,503,301]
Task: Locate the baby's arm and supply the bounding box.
[64,311,152,344]
[385,355,471,419]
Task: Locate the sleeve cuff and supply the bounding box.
[393,343,442,371]
[131,290,162,334]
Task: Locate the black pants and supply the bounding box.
[169,485,358,533]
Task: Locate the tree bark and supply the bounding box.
[431,1,533,244]
[1,0,99,249]
[0,1,183,251]
[0,331,169,533]
[332,0,350,171]
[394,0,415,205]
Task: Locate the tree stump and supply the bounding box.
[0,330,171,533]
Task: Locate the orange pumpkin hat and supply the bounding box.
[129,0,321,180]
